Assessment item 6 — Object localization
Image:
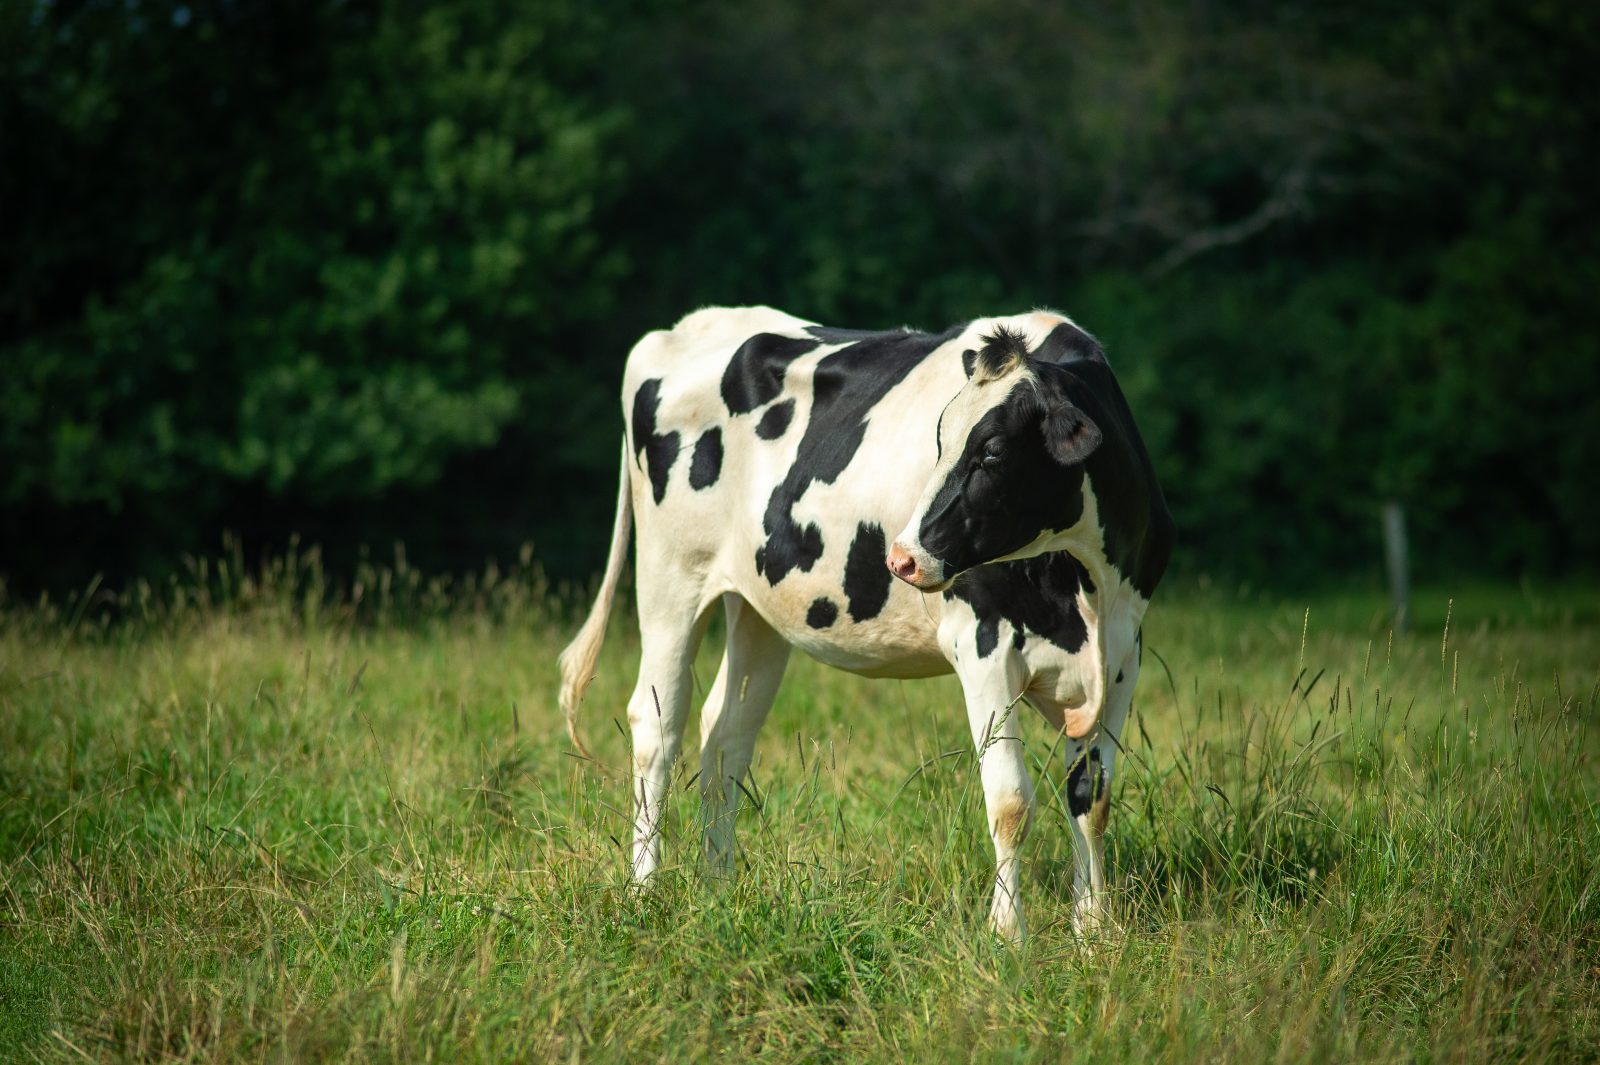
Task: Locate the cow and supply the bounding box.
[558,305,1173,940]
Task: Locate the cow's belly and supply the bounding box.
[795,630,951,679]
[733,572,950,679]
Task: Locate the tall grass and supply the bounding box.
[1,556,1596,1062]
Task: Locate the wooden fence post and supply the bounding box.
[1382,501,1409,634]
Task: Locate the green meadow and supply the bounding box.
[2,556,1597,1062]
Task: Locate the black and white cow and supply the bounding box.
[559,306,1173,939]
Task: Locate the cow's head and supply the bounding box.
[886,325,1102,591]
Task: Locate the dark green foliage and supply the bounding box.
[2,0,1596,590]
[1,0,626,585]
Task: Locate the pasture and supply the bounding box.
[2,555,1597,1062]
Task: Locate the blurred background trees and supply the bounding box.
[3,0,1597,593]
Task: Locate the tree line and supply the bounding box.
[3,0,1597,594]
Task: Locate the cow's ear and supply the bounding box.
[1043,404,1102,465]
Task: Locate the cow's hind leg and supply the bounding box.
[699,594,790,875]
[626,579,709,885]
[1066,638,1139,936]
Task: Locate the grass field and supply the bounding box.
[2,554,1598,1062]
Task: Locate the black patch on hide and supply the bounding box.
[805,325,901,345]
[1033,321,1106,364]
[755,399,795,440]
[842,522,891,623]
[944,552,1092,659]
[721,334,819,415]
[806,597,839,628]
[689,429,723,490]
[630,378,679,504]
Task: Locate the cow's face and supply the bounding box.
[887,328,1102,591]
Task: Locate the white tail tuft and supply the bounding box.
[558,441,632,758]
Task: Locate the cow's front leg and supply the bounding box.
[960,671,1035,943]
[1065,643,1137,936]
[1065,740,1113,935]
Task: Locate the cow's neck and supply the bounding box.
[1042,484,1111,599]
[1047,482,1146,661]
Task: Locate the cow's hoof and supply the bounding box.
[988,911,1026,946]
[1071,910,1124,951]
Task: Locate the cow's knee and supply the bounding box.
[629,723,676,776]
[628,685,680,738]
[989,788,1034,852]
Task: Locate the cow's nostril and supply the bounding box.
[885,545,920,583]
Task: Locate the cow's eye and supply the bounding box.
[979,437,1006,467]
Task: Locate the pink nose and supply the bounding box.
[885,544,920,584]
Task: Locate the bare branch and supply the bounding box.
[1143,160,1312,280]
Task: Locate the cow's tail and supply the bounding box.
[558,440,632,758]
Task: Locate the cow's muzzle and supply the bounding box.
[886,543,948,591]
